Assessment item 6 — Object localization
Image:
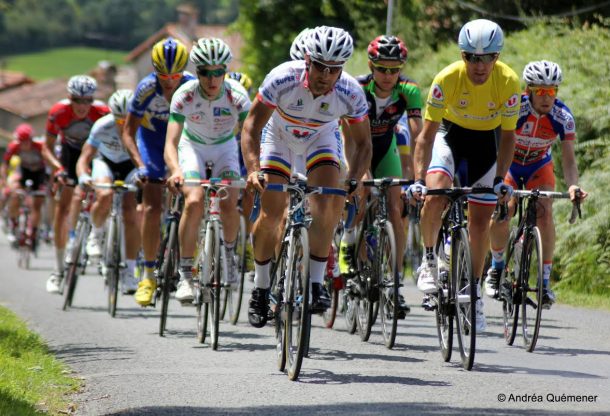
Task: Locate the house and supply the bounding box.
[0,69,34,92]
[125,4,243,81]
[0,78,112,146]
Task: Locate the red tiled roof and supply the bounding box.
[125,23,243,63]
[0,70,34,91]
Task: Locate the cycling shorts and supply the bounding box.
[260,124,344,180]
[427,120,497,206]
[60,143,81,184]
[136,129,166,180]
[92,157,138,183]
[178,138,240,180]
[505,155,555,190]
[19,168,47,192]
[372,136,402,179]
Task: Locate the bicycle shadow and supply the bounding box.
[306,347,424,364]
[534,345,610,357]
[475,362,604,379]
[50,342,134,365]
[296,368,451,386]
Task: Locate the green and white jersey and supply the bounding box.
[169,79,251,145]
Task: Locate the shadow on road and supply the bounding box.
[50,343,134,364]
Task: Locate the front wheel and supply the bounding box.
[106,218,120,318]
[501,228,520,345]
[159,221,179,337]
[435,226,453,362]
[521,227,544,352]
[453,227,476,371]
[62,220,87,311]
[378,222,398,349]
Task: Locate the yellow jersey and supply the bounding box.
[424,60,520,131]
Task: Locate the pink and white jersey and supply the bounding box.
[257,60,368,143]
[514,94,576,165]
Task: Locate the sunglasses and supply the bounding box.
[529,86,558,97]
[157,72,182,80]
[71,97,93,104]
[115,117,126,126]
[197,67,226,78]
[463,53,498,64]
[310,58,343,74]
[371,62,403,74]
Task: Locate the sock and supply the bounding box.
[543,261,552,287]
[92,225,104,239]
[143,260,156,280]
[341,227,357,245]
[491,247,505,270]
[56,249,65,274]
[309,254,328,284]
[179,257,194,281]
[254,258,271,289]
[126,259,136,275]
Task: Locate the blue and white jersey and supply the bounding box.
[86,114,131,164]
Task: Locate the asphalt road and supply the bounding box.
[1,237,609,416]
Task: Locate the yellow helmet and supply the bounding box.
[151,37,188,75]
[225,71,253,93]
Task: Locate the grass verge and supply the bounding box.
[0,306,81,415]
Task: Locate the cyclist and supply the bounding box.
[289,27,312,61]
[241,25,372,328]
[0,124,48,248]
[44,75,110,293]
[121,37,194,306]
[339,35,423,317]
[76,89,141,294]
[486,60,588,308]
[408,19,520,331]
[165,38,252,303]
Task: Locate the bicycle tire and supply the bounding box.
[286,229,310,381]
[159,221,178,337]
[435,226,453,362]
[107,218,120,318]
[521,226,543,352]
[62,220,87,311]
[406,220,422,284]
[322,244,339,329]
[501,228,519,346]
[379,222,399,349]
[356,218,374,342]
[453,227,476,370]
[209,223,221,350]
[224,214,246,325]
[274,243,288,372]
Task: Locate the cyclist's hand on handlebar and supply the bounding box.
[345,178,359,196]
[407,179,427,202]
[135,166,149,185]
[78,173,93,189]
[166,171,183,195]
[246,170,265,193]
[568,185,587,202]
[53,167,68,186]
[493,176,513,203]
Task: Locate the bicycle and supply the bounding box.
[420,186,496,370]
[94,180,138,318]
[62,188,93,311]
[220,211,247,326]
[188,178,247,350]
[252,174,347,381]
[154,191,183,337]
[403,197,423,284]
[499,188,581,352]
[14,179,46,269]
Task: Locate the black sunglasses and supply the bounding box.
[463,52,498,64]
[310,58,343,74]
[71,97,94,104]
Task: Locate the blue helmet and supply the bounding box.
[458,19,504,54]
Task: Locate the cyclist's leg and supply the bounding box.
[526,161,556,306]
[89,159,114,258]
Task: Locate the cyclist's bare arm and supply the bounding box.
[122,113,145,169]
[343,117,372,185]
[560,140,587,200]
[403,116,423,180]
[495,129,516,179]
[163,120,184,176]
[75,143,96,178]
[240,98,274,191]
[42,133,63,171]
[413,119,440,181]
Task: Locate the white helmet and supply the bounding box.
[190,37,232,66]
[290,28,312,60]
[305,26,353,63]
[458,19,504,54]
[67,75,97,97]
[108,89,133,118]
[523,60,563,86]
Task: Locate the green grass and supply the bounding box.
[0,306,81,415]
[1,46,127,81]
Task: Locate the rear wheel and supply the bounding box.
[521,227,543,352]
[322,244,339,329]
[355,219,374,342]
[453,228,476,371]
[286,230,310,381]
[378,222,398,349]
[223,214,246,325]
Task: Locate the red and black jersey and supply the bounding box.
[3,140,45,172]
[46,99,110,150]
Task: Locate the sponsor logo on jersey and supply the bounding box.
[488,101,495,109]
[285,125,316,141]
[288,98,304,111]
[275,75,295,86]
[385,105,397,115]
[431,84,444,101]
[521,121,533,135]
[213,107,232,117]
[189,111,206,123]
[458,99,468,107]
[506,94,519,108]
[566,120,575,131]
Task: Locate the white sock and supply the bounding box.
[126,259,136,275]
[254,260,271,289]
[309,256,327,284]
[92,225,104,239]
